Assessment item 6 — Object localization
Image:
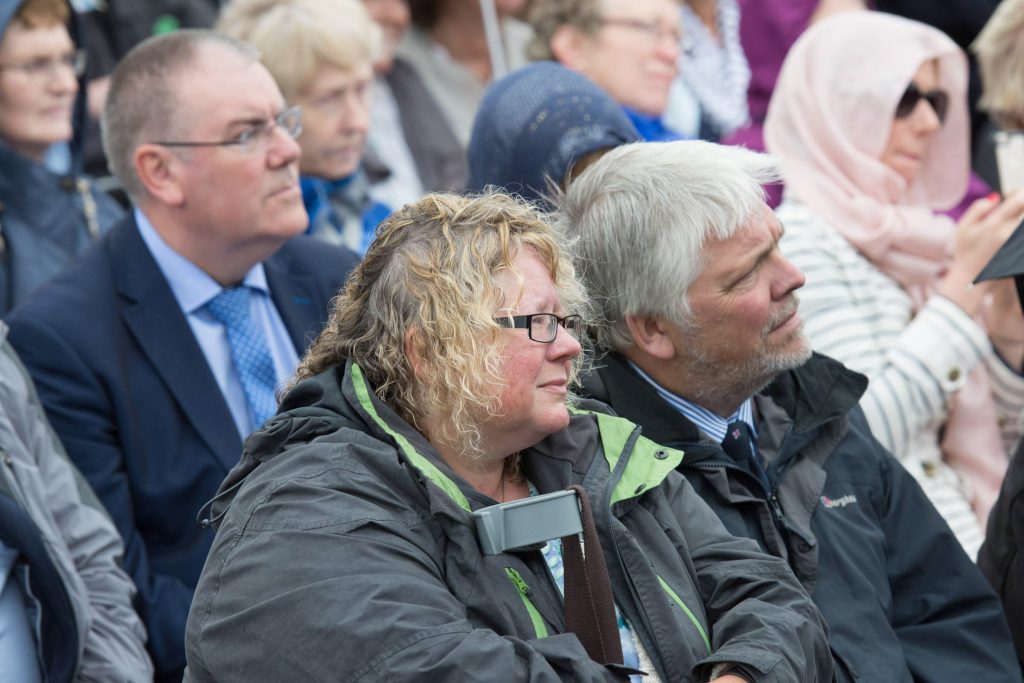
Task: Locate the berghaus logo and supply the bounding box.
[821,494,857,509]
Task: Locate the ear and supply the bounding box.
[550,24,591,70]
[625,314,678,361]
[134,143,186,206]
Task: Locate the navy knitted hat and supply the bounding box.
[466,61,640,206]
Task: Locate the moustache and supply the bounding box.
[763,295,801,334]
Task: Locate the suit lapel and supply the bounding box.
[111,218,243,471]
[264,245,324,354]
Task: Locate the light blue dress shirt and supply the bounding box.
[0,542,42,683]
[135,208,299,438]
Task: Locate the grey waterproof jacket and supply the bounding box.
[0,322,152,681]
[184,361,833,682]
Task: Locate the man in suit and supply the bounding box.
[5,30,359,681]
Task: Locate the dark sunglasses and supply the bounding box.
[895,82,949,124]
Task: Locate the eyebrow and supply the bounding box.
[221,115,265,133]
[726,225,781,286]
[732,245,770,283]
[220,107,288,137]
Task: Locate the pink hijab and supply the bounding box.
[765,11,1005,523]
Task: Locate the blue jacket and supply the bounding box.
[586,352,1022,682]
[0,1,123,314]
[6,214,359,681]
[0,145,122,313]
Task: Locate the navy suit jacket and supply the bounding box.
[5,214,359,680]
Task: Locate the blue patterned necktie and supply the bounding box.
[721,420,771,495]
[204,286,278,430]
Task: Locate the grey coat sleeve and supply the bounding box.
[0,338,153,681]
[660,472,835,682]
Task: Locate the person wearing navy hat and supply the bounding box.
[466,61,640,207]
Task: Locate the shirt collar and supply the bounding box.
[134,207,269,315]
[625,358,756,443]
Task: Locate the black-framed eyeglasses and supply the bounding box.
[895,83,949,124]
[495,313,583,343]
[0,48,87,80]
[597,17,683,44]
[150,106,303,153]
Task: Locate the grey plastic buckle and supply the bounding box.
[472,489,583,555]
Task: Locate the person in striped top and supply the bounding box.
[765,11,1024,557]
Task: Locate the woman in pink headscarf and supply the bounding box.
[766,10,1024,558]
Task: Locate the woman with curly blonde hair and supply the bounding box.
[184,191,831,683]
[293,190,590,464]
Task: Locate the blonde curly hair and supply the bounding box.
[295,192,591,458]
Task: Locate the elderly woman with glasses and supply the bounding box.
[183,191,832,683]
[0,0,123,314]
[765,10,1024,558]
[526,0,686,142]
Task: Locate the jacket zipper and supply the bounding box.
[504,567,549,639]
[612,537,663,672]
[76,178,101,241]
[689,460,816,548]
[603,429,666,678]
[768,493,817,547]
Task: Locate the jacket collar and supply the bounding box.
[0,143,71,215]
[221,360,682,526]
[209,360,479,525]
[590,352,867,459]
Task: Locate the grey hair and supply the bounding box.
[553,140,781,352]
[101,30,260,199]
[217,0,380,103]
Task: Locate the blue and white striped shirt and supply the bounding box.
[625,360,757,442]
